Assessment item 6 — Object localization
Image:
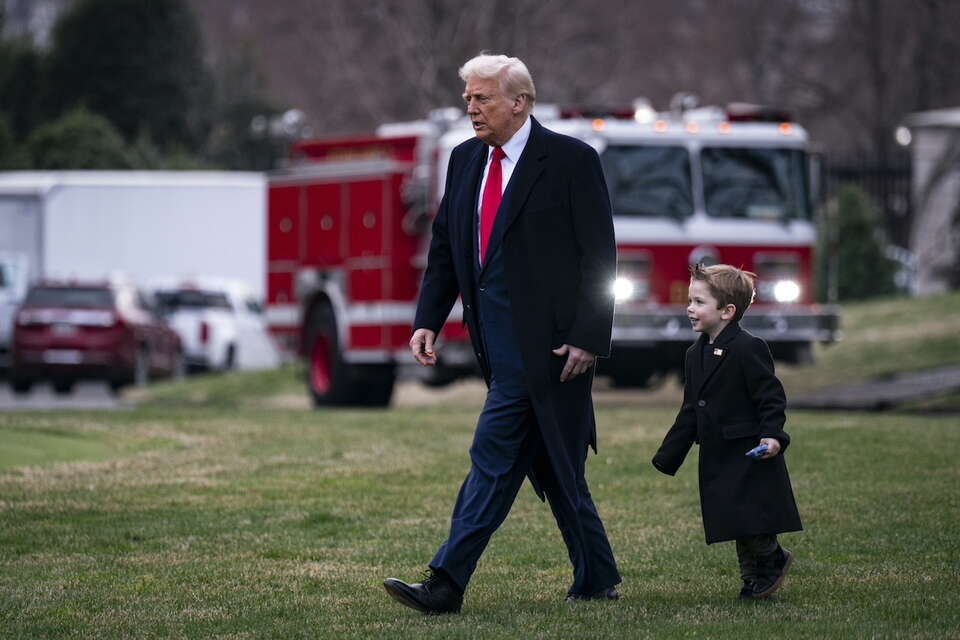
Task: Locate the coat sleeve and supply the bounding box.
[565,143,617,358]
[413,149,462,334]
[652,349,698,475]
[743,335,791,452]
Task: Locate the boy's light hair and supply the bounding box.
[690,263,757,322]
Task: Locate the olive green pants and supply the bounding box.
[736,534,778,582]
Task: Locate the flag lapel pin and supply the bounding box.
[713,348,724,356]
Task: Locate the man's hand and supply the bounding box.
[551,344,595,382]
[759,437,781,459]
[410,328,438,366]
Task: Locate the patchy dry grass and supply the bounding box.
[1,403,958,638]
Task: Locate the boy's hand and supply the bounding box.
[759,437,781,459]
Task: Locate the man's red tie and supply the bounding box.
[479,147,506,264]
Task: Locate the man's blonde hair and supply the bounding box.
[690,263,757,322]
[459,53,536,114]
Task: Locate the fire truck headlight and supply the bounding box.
[773,280,801,303]
[612,277,635,302]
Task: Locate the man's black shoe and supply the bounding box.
[383,569,463,614]
[752,546,793,599]
[565,587,620,602]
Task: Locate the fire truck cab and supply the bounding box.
[266,97,839,405]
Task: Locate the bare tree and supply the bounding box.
[189,0,960,151]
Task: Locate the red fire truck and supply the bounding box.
[266,99,840,406]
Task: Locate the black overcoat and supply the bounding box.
[652,322,803,543]
[414,117,617,504]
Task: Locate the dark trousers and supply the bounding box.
[736,534,779,581]
[429,379,620,595]
[429,246,619,595]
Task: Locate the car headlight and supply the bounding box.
[773,280,801,303]
[612,277,635,302]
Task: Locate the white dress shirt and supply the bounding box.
[477,116,532,262]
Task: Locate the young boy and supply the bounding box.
[652,264,802,600]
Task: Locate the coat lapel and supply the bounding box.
[480,116,547,274]
[688,333,707,393]
[458,142,487,281]
[697,322,741,396]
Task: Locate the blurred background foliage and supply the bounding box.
[44,0,212,152]
[817,185,900,302]
[0,0,283,171]
[26,106,134,169]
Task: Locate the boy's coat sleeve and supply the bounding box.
[742,335,791,452]
[652,347,697,475]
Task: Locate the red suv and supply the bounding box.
[10,281,184,394]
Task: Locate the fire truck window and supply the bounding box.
[600,146,693,219]
[701,148,811,220]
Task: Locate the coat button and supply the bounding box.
[697,400,706,407]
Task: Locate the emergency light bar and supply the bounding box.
[558,97,794,128]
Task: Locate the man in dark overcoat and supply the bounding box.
[382,53,621,614]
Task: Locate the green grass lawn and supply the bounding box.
[1,402,958,638]
[2,291,959,638]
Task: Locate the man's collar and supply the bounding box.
[490,116,531,162]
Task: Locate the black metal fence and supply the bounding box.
[823,152,912,246]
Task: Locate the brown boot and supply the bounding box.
[752,546,793,599]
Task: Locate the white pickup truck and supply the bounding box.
[0,252,30,370]
[151,278,279,373]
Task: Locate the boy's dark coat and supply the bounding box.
[652,322,802,544]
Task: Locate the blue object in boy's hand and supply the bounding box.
[746,444,769,459]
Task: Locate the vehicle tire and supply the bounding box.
[305,301,395,407]
[770,341,814,365]
[112,346,149,393]
[51,379,75,395]
[171,350,187,381]
[609,368,658,388]
[10,378,32,395]
[223,344,236,371]
[133,346,150,387]
[598,351,658,388]
[355,365,396,406]
[420,363,463,388]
